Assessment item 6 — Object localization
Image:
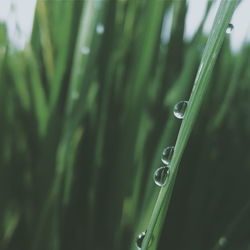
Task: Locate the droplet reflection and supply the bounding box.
[173,101,188,119]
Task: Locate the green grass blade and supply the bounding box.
[141,1,239,249]
[36,1,55,85]
[24,46,49,136]
[65,0,105,115]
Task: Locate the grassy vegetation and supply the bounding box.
[141,1,239,249]
[1,1,250,250]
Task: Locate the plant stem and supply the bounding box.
[141,1,239,249]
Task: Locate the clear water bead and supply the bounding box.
[136,231,146,249]
[154,167,169,187]
[136,231,152,249]
[96,24,105,34]
[80,46,90,55]
[173,101,188,119]
[226,23,234,34]
[218,237,227,247]
[161,146,174,165]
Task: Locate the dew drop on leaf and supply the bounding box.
[136,231,153,249]
[96,23,105,34]
[226,23,234,34]
[173,101,188,119]
[154,167,169,187]
[161,146,174,165]
[80,46,90,55]
[218,237,227,247]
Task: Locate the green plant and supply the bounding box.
[1,1,250,250]
[141,1,239,249]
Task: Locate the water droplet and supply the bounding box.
[154,167,169,187]
[96,23,105,34]
[173,101,188,119]
[161,146,174,165]
[80,46,90,55]
[136,231,146,249]
[136,231,153,249]
[226,23,234,34]
[218,237,227,247]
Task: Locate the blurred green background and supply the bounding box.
[1,0,250,249]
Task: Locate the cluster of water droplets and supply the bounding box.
[136,99,189,246]
[79,24,105,56]
[136,22,235,249]
[154,146,174,187]
[152,100,190,188]
[152,100,189,188]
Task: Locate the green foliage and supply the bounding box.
[142,1,239,249]
[0,1,250,250]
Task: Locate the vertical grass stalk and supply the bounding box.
[141,1,239,249]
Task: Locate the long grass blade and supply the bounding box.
[141,1,240,249]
